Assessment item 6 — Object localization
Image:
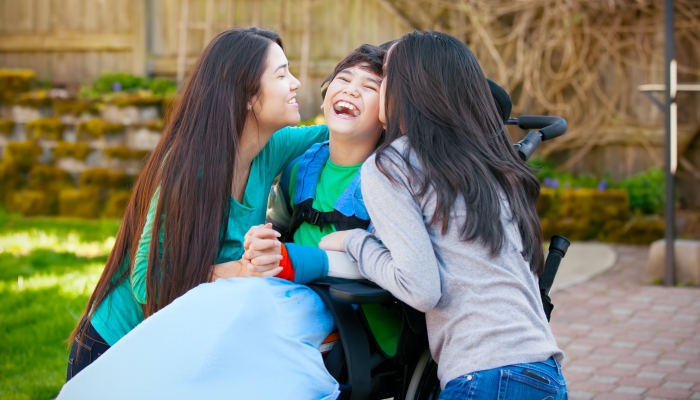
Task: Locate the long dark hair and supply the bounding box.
[378,31,544,274]
[69,27,283,345]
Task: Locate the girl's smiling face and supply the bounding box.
[323,64,383,142]
[250,43,301,132]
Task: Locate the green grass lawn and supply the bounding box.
[0,208,120,400]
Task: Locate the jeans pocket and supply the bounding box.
[498,369,561,400]
[439,375,475,400]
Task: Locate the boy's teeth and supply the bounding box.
[353,110,360,117]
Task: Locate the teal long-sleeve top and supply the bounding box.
[90,124,330,346]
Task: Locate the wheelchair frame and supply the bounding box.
[311,115,571,400]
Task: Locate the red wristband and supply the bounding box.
[276,243,296,282]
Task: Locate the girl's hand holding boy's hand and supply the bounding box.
[210,224,283,281]
[318,230,350,252]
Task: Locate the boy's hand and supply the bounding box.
[318,230,350,252]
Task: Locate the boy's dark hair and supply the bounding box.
[321,44,385,100]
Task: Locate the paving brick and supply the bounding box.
[635,371,666,379]
[546,246,700,399]
[591,376,621,384]
[662,381,695,390]
[644,387,693,399]
[631,350,660,358]
[594,393,643,400]
[659,358,688,367]
[691,392,700,399]
[568,365,596,374]
[618,378,663,389]
[569,390,595,399]
[614,386,647,395]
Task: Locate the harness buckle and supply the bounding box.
[301,206,324,230]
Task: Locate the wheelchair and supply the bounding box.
[309,114,571,400]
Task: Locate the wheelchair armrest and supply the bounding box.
[329,282,395,304]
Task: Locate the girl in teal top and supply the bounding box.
[67,27,329,380]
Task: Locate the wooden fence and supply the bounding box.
[0,0,145,86]
[1,0,699,206]
[0,0,411,118]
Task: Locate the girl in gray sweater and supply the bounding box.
[319,31,566,399]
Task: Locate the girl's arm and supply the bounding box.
[267,124,329,175]
[131,188,162,304]
[337,158,442,312]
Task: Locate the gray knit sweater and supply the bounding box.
[343,136,563,389]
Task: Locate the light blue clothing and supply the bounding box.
[59,278,339,400]
[90,124,330,346]
[292,141,368,220]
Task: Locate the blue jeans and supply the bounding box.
[439,357,567,400]
[66,319,111,382]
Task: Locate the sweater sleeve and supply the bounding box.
[342,156,442,312]
[131,187,162,305]
[278,243,328,285]
[267,124,329,175]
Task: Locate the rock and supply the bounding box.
[645,239,700,286]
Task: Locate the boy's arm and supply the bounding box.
[277,243,329,284]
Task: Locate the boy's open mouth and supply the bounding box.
[333,100,360,118]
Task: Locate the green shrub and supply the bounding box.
[26,117,65,141]
[104,146,148,161]
[8,190,52,216]
[5,142,42,170]
[104,190,132,218]
[27,165,74,192]
[79,168,112,190]
[79,73,177,99]
[0,69,34,103]
[53,99,96,116]
[53,142,92,161]
[58,188,101,219]
[0,118,14,135]
[15,89,52,107]
[77,119,123,139]
[618,168,665,215]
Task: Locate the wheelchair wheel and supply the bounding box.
[405,349,441,400]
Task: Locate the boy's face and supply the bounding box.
[323,64,383,144]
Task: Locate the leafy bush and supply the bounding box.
[26,117,65,141]
[77,118,123,139]
[0,119,14,135]
[5,142,42,170]
[27,165,74,193]
[53,99,97,116]
[104,190,132,218]
[53,142,92,161]
[58,188,101,219]
[618,168,665,215]
[79,73,177,99]
[8,190,52,216]
[0,69,34,103]
[104,146,148,160]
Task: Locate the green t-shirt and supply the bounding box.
[289,159,362,247]
[287,156,402,357]
[90,124,329,346]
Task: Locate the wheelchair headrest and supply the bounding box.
[320,77,512,124]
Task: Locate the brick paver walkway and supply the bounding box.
[551,245,700,399]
